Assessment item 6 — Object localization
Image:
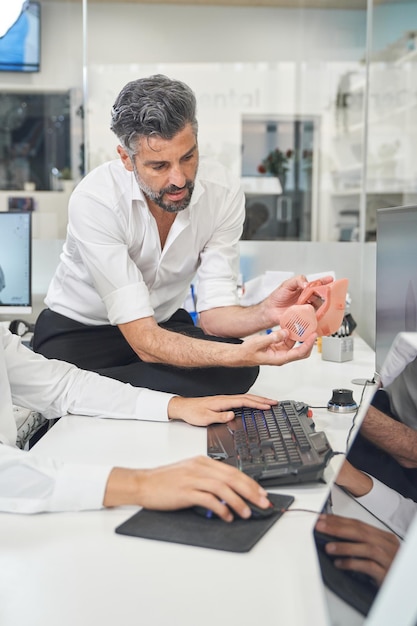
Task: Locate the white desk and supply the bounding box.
[0,337,375,626]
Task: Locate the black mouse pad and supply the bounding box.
[115,493,294,553]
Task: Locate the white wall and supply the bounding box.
[84,4,366,161]
[87,5,365,64]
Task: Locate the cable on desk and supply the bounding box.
[285,494,333,518]
[345,378,374,453]
[285,508,322,515]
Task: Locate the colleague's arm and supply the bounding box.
[336,460,417,539]
[360,405,417,468]
[5,327,280,428]
[315,514,400,587]
[104,455,270,521]
[0,445,270,518]
[2,328,277,515]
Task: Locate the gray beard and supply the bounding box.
[133,165,194,213]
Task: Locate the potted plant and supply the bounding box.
[258,148,293,191]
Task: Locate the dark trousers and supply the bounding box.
[347,388,417,502]
[32,308,259,397]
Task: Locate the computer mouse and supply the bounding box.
[314,530,379,587]
[314,529,351,548]
[192,499,275,521]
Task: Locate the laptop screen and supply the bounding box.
[375,205,417,376]
[315,205,417,621]
[315,331,417,622]
[316,206,417,626]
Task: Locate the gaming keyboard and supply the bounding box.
[207,400,334,486]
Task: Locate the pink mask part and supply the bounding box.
[314,278,348,336]
[280,278,349,341]
[280,304,317,342]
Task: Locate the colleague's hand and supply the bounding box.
[315,514,400,587]
[168,393,277,426]
[265,274,334,327]
[104,456,271,521]
[335,460,374,498]
[241,328,317,366]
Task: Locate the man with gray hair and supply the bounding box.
[33,74,326,397]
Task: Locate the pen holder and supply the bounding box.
[321,335,353,362]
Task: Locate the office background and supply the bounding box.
[0,0,416,349]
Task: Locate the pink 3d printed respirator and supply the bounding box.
[280,278,349,342]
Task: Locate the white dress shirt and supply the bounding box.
[0,327,173,513]
[357,475,417,539]
[45,157,244,325]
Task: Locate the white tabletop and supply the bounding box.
[0,336,376,626]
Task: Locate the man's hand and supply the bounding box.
[104,456,271,521]
[241,328,317,366]
[315,514,400,587]
[265,274,334,328]
[168,393,278,426]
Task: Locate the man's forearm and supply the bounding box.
[361,405,417,468]
[336,460,374,497]
[119,316,316,369]
[199,302,271,338]
[120,317,245,367]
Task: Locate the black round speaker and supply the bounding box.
[327,388,358,413]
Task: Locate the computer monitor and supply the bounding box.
[0,211,32,315]
[375,205,417,376]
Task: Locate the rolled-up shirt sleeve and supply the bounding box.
[357,475,417,539]
[68,189,156,325]
[103,282,153,326]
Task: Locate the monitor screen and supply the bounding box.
[0,2,40,73]
[375,205,417,375]
[0,211,32,314]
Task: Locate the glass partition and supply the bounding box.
[3,1,415,246]
[365,1,417,240]
[0,0,84,322]
[83,2,368,242]
[0,1,84,195]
